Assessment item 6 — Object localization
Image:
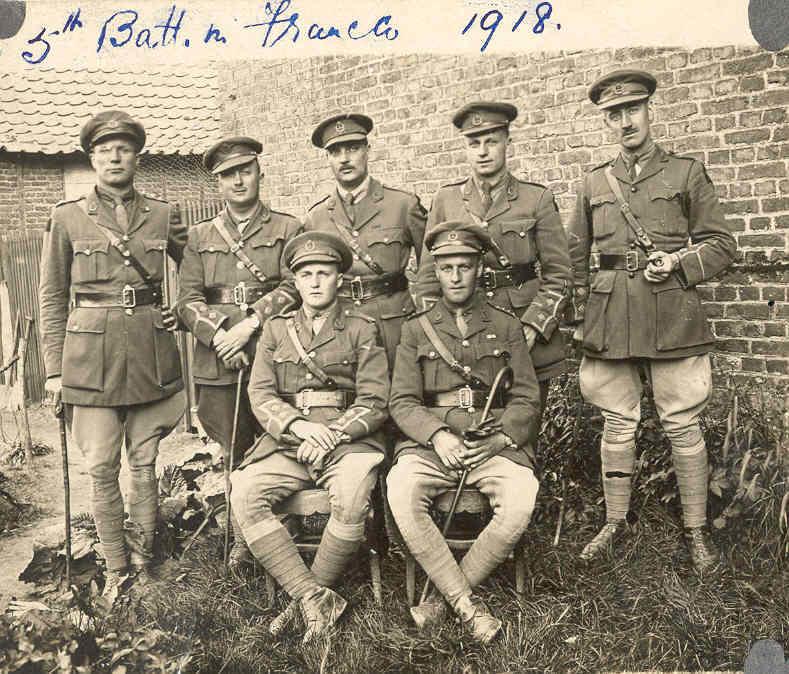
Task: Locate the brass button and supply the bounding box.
[123,235,130,242]
[353,254,360,260]
[305,373,313,380]
[352,231,359,238]
[309,351,316,358]
[519,232,525,238]
[462,340,470,347]
[236,261,244,269]
[123,259,131,266]
[463,365,471,373]
[493,349,500,356]
[429,351,436,358]
[631,186,637,193]
[486,291,494,298]
[125,308,133,316]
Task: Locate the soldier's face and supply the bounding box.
[294,262,343,311]
[464,128,509,180]
[217,160,261,209]
[89,137,138,190]
[604,101,652,151]
[435,254,481,307]
[327,141,369,190]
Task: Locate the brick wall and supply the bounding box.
[0,152,220,233]
[218,47,788,386]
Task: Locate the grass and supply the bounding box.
[133,488,788,674]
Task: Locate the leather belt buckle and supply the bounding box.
[121,285,137,309]
[481,270,496,289]
[350,276,365,301]
[589,252,601,271]
[233,281,249,311]
[625,250,639,272]
[296,388,313,416]
[457,386,474,409]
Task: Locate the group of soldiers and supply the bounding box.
[38,68,736,645]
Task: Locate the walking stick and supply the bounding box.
[223,367,246,570]
[54,392,72,588]
[415,366,514,605]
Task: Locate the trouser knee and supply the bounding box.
[229,473,274,523]
[664,424,704,449]
[602,419,638,445]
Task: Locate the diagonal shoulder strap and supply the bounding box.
[77,201,159,292]
[211,214,270,285]
[417,314,486,389]
[285,318,336,388]
[329,210,385,275]
[460,200,511,268]
[603,166,656,253]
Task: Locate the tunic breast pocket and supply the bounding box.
[249,234,286,276]
[71,239,112,282]
[197,242,230,286]
[142,239,167,276]
[367,227,407,264]
[416,342,441,391]
[589,193,618,239]
[497,219,536,261]
[272,347,302,392]
[473,341,510,381]
[648,186,688,236]
[320,350,358,385]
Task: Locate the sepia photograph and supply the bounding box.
[0,1,786,671]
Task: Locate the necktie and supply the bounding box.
[628,159,639,181]
[344,192,356,224]
[480,181,493,214]
[455,310,468,337]
[113,197,129,232]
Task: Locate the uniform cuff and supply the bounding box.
[569,285,588,325]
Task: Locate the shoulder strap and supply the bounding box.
[460,196,512,268]
[76,200,159,291]
[330,208,385,275]
[603,166,656,253]
[211,214,270,284]
[417,314,486,389]
[285,318,336,389]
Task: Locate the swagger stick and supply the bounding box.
[54,393,72,587]
[224,367,245,570]
[415,366,514,606]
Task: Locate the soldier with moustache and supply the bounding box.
[176,137,302,569]
[568,70,736,569]
[230,231,389,643]
[414,102,571,412]
[39,111,187,595]
[387,221,541,643]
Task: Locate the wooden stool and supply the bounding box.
[264,488,383,606]
[404,487,527,605]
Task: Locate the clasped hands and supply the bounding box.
[431,428,511,473]
[212,316,259,369]
[289,419,349,468]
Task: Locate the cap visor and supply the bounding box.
[598,93,650,110]
[461,122,509,137]
[211,155,258,175]
[90,130,141,149]
[324,132,368,149]
[291,253,342,270]
[431,244,481,256]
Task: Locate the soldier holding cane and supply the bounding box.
[39,111,187,597]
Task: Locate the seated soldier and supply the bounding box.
[230,231,389,643]
[387,221,541,643]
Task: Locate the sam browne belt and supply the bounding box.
[479,262,537,289]
[424,386,505,410]
[338,271,409,302]
[73,284,162,308]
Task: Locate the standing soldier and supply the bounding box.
[414,102,571,411]
[568,70,736,569]
[387,221,541,643]
[230,231,389,643]
[39,111,187,595]
[177,137,302,570]
[304,113,426,369]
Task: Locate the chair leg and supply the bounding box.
[405,553,416,606]
[514,542,526,597]
[369,547,383,605]
[265,572,277,608]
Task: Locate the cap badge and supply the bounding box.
[305,239,316,251]
[614,82,625,94]
[471,113,483,126]
[108,120,120,128]
[335,121,345,133]
[448,232,458,241]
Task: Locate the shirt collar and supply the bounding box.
[620,139,656,168]
[337,174,371,204]
[95,185,135,204]
[301,299,338,322]
[472,170,508,199]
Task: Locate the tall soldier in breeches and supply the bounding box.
[39,111,187,595]
[568,70,737,570]
[230,231,390,643]
[176,136,302,568]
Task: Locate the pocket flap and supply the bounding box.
[197,241,230,254]
[73,239,110,256]
[250,234,286,248]
[499,218,536,235]
[66,309,107,333]
[321,350,358,366]
[473,341,509,360]
[272,345,299,364]
[416,343,440,360]
[590,193,617,207]
[649,186,682,201]
[143,238,167,252]
[590,270,616,294]
[369,228,407,245]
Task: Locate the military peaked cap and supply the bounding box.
[80,110,146,152]
[203,136,262,175]
[588,69,657,110]
[283,231,353,272]
[311,113,373,149]
[425,220,493,256]
[452,101,518,136]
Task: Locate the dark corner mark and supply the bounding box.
[748,0,789,51]
[0,0,26,39]
[744,639,789,674]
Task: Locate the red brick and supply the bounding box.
[762,287,787,301]
[749,217,771,230]
[751,341,789,357]
[738,287,760,300]
[741,358,766,372]
[766,360,788,375]
[765,322,788,337]
[741,162,788,180]
[701,97,749,115]
[726,303,771,319]
[764,108,787,124]
[739,75,765,92]
[724,129,771,144]
[708,150,730,165]
[762,198,789,213]
[677,63,721,83]
[717,338,751,353]
[722,54,774,75]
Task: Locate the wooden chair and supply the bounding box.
[404,487,527,605]
[264,488,384,606]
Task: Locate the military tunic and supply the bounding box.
[242,299,390,468]
[304,177,426,366]
[177,203,302,386]
[414,172,571,381]
[389,296,541,469]
[39,188,187,406]
[568,145,737,359]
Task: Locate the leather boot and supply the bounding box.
[580,520,627,561]
[300,587,347,643]
[410,588,448,631]
[269,599,301,637]
[453,594,501,644]
[684,526,720,572]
